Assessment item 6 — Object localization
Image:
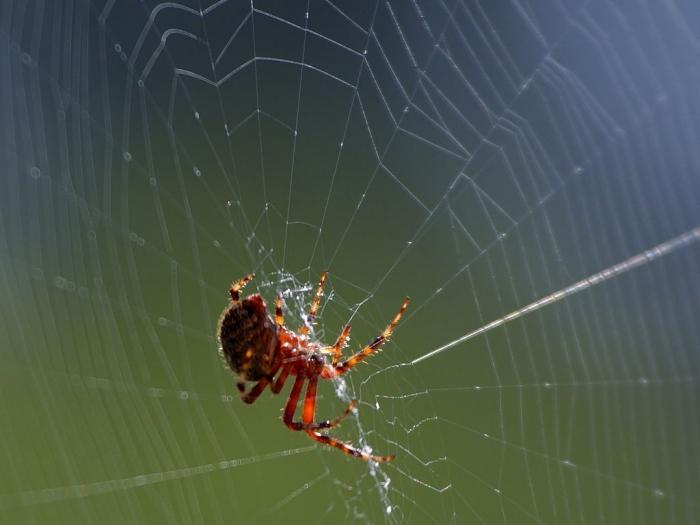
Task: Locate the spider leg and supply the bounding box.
[229,273,255,301]
[301,377,393,462]
[239,361,281,403]
[299,271,328,336]
[274,294,284,327]
[305,431,395,462]
[333,297,410,375]
[271,363,291,394]
[330,324,351,366]
[322,399,357,428]
[301,376,318,423]
[240,377,269,404]
[282,375,354,431]
[301,377,357,430]
[283,375,305,430]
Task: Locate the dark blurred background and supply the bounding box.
[2,1,700,523]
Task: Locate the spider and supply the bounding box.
[217,272,409,462]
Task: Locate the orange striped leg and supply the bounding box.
[334,297,410,375]
[302,377,393,462]
[274,294,284,327]
[282,376,355,431]
[306,431,395,462]
[330,325,351,366]
[230,273,255,301]
[299,271,328,335]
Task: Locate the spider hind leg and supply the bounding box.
[283,375,393,461]
[306,431,395,463]
[303,378,393,462]
[283,376,353,431]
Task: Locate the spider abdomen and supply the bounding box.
[217,294,278,381]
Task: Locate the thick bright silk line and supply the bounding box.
[414,226,700,365]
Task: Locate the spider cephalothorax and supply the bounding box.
[217,272,409,462]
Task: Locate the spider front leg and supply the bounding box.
[332,297,410,376]
[229,273,255,301]
[330,324,351,366]
[274,294,284,327]
[299,271,328,336]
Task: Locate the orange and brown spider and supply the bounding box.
[217,272,409,462]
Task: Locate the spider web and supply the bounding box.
[2,0,700,523]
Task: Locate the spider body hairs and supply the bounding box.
[217,272,409,462]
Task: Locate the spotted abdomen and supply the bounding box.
[217,294,278,381]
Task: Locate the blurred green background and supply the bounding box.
[2,1,700,523]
